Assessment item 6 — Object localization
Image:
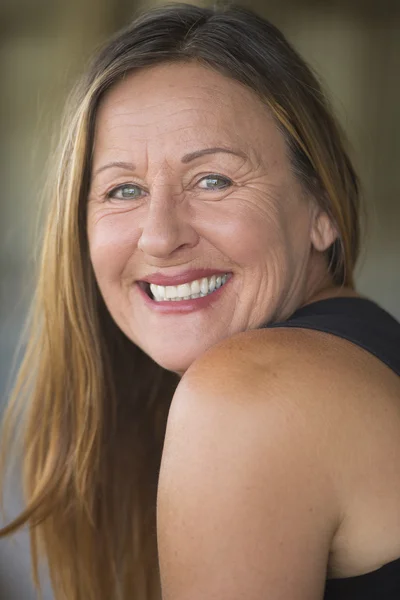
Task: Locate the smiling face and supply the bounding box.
[87,61,336,373]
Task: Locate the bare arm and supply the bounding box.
[157,339,341,600]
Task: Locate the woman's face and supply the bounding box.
[88,62,334,374]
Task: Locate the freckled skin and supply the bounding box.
[87,62,336,374]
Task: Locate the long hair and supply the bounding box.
[0,3,361,599]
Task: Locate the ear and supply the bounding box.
[310,209,338,252]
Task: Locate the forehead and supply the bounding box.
[93,62,282,160]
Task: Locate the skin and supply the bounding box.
[87,61,338,375]
[157,327,400,599]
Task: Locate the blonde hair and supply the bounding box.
[0,3,361,599]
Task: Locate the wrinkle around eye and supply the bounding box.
[88,201,142,225]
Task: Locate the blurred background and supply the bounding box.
[0,0,399,597]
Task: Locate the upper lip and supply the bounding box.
[138,269,230,286]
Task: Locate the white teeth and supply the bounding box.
[177,283,191,298]
[165,285,177,299]
[150,283,158,298]
[148,273,230,302]
[190,279,200,295]
[200,277,209,295]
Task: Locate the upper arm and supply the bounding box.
[157,342,341,600]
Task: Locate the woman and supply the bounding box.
[1,3,399,599]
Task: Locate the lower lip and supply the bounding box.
[136,277,232,314]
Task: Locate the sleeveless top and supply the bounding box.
[264,296,400,599]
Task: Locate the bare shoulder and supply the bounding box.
[167,325,400,581]
[179,323,400,418]
[175,324,400,485]
[180,325,334,384]
[157,328,349,599]
[175,326,346,421]
[167,327,353,494]
[170,326,344,466]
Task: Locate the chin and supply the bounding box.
[152,352,194,376]
[140,339,207,376]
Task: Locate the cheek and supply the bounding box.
[198,196,288,267]
[234,215,283,264]
[87,211,141,285]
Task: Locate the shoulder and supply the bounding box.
[167,326,355,485]
[171,324,384,458]
[174,324,356,418]
[157,328,345,598]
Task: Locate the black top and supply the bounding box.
[264,296,400,599]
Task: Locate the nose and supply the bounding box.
[137,188,199,258]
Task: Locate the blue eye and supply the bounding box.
[198,175,232,190]
[107,184,146,200]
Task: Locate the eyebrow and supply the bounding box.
[93,161,136,178]
[181,147,248,163]
[92,147,247,178]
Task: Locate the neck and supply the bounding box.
[304,283,360,308]
[302,248,359,309]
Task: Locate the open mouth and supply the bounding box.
[138,273,231,302]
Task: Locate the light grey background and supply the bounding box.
[1,0,399,597]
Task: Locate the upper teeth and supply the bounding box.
[149,274,228,302]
